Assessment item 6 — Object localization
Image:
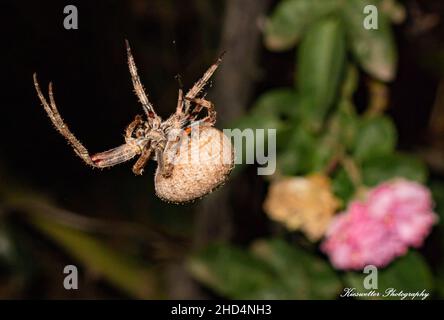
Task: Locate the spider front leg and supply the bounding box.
[34,73,141,169]
[184,51,225,113]
[34,73,96,166]
[185,97,217,126]
[125,115,143,143]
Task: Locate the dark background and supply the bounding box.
[0,0,443,298]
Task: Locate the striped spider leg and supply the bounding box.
[33,74,147,169]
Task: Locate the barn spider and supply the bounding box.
[34,41,234,203]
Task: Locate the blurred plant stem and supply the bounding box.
[166,0,272,299]
[213,0,271,125]
[195,0,270,243]
[340,156,366,195]
[429,80,444,137]
[365,79,390,117]
[418,79,444,175]
[2,190,186,256]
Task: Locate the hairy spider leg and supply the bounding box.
[155,147,174,178]
[34,73,96,166]
[132,143,153,175]
[91,143,141,168]
[175,87,185,115]
[184,51,226,113]
[159,55,224,176]
[125,115,144,144]
[34,74,142,169]
[185,97,216,126]
[125,40,159,121]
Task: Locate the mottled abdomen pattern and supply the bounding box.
[155,126,234,203]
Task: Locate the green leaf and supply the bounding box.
[311,140,336,172]
[341,65,360,100]
[188,240,341,299]
[230,89,295,135]
[188,243,277,299]
[310,106,359,172]
[250,88,300,119]
[230,94,286,171]
[0,224,33,275]
[276,126,317,175]
[344,251,433,300]
[430,181,444,223]
[0,224,20,269]
[353,116,397,162]
[429,181,444,298]
[335,101,359,151]
[297,17,346,131]
[362,153,428,186]
[231,90,301,174]
[342,0,397,81]
[332,168,355,206]
[264,0,341,51]
[252,239,342,299]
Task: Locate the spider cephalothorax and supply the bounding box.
[34,41,234,203]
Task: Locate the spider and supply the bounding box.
[33,41,234,203]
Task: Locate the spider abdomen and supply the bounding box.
[154,126,234,203]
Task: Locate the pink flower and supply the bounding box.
[321,179,438,270]
[367,179,437,247]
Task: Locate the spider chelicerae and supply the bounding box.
[33,41,234,203]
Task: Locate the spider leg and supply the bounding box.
[155,146,175,178]
[175,88,184,115]
[34,73,142,169]
[34,73,95,166]
[175,73,184,90]
[132,144,153,175]
[185,97,216,126]
[91,143,141,168]
[184,51,225,113]
[125,115,143,144]
[125,40,158,120]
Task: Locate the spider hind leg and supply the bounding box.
[185,97,216,126]
[132,145,153,175]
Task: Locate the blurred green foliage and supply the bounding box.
[188,239,341,299]
[265,0,397,81]
[234,0,415,188]
[188,0,441,300]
